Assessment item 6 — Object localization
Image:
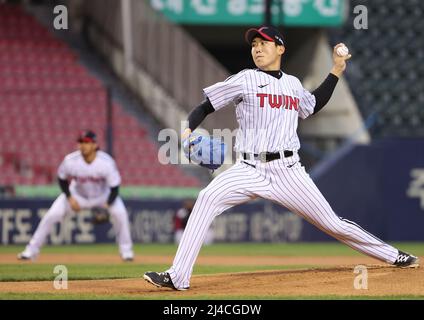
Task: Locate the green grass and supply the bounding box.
[14,185,201,199]
[0,264,311,282]
[3,242,424,256]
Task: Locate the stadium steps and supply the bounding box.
[0,3,202,188]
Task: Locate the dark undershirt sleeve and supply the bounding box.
[312,73,339,115]
[107,186,119,205]
[58,178,71,198]
[187,98,215,131]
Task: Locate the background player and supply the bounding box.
[18,130,134,261]
[174,199,194,244]
[174,199,214,245]
[144,25,419,290]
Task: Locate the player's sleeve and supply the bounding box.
[57,158,69,180]
[203,73,245,111]
[298,86,316,120]
[106,160,122,187]
[311,73,339,115]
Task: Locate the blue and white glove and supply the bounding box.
[183,134,227,171]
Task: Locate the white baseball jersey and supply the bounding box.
[23,149,133,259]
[203,69,316,153]
[58,150,121,199]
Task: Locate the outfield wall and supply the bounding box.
[0,199,305,245]
[313,138,424,241]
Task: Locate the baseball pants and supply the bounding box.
[167,156,399,290]
[24,193,133,257]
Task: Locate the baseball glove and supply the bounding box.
[183,133,227,171]
[91,206,110,225]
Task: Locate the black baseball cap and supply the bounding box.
[77,130,97,143]
[245,25,284,46]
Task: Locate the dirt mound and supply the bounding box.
[1,265,422,298]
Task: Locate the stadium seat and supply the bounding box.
[0,2,200,187]
[331,0,424,137]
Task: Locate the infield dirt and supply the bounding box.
[0,254,422,298]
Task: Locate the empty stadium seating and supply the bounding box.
[0,4,200,187]
[330,0,424,137]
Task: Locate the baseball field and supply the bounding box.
[0,243,423,300]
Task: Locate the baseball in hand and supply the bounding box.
[336,45,349,57]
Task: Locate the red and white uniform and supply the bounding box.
[23,150,133,259]
[167,69,399,290]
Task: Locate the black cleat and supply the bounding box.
[393,251,420,268]
[143,271,189,291]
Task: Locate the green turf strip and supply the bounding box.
[14,185,201,199]
[0,264,310,282]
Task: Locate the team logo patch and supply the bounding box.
[256,93,299,111]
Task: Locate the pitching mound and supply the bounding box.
[0,265,422,298]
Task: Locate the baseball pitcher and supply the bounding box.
[144,26,419,290]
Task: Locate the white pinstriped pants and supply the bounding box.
[167,156,399,290]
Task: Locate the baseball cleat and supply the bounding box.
[17,251,37,261]
[123,257,134,262]
[143,271,189,291]
[121,253,134,262]
[393,251,420,268]
[122,256,134,262]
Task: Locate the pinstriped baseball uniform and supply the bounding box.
[166,68,399,290]
[207,69,315,153]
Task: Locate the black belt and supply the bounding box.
[242,150,293,163]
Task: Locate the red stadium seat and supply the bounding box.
[0,3,200,188]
